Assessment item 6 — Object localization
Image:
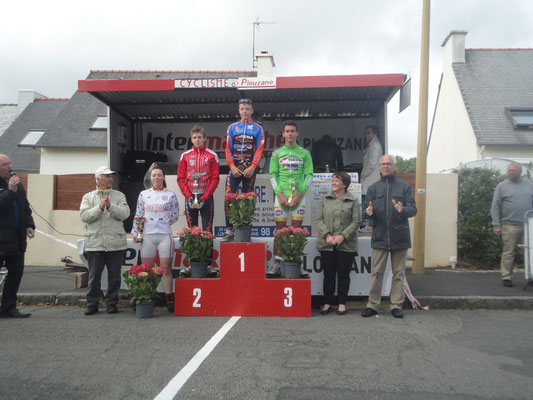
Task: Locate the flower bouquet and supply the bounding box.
[122,264,163,315]
[178,226,215,277]
[274,226,310,262]
[226,192,258,242]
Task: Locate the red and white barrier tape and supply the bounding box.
[403,277,429,310]
[35,229,77,250]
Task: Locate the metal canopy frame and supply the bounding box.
[78,74,406,123]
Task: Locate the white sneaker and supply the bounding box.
[180,266,191,277]
[266,265,281,277]
[267,257,282,277]
[300,267,309,276]
[221,233,235,242]
[207,266,219,277]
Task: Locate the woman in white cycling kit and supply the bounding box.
[132,166,179,311]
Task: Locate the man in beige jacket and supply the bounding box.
[80,167,130,315]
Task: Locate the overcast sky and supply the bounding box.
[1,0,532,157]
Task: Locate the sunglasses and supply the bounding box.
[238,98,253,105]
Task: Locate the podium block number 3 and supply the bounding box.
[193,288,201,308]
[284,287,293,307]
[239,252,245,272]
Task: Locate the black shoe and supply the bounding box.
[503,279,513,287]
[391,308,403,319]
[337,308,347,316]
[107,305,118,314]
[320,305,331,315]
[84,306,98,316]
[361,308,378,317]
[0,308,31,318]
[166,294,174,313]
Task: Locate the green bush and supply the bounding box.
[456,168,505,268]
[396,156,417,173]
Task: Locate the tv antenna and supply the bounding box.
[252,17,276,68]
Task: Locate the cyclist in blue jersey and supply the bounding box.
[222,98,265,241]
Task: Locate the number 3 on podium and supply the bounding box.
[284,287,292,307]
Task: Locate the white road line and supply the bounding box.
[154,316,241,400]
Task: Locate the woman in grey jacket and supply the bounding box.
[316,172,360,315]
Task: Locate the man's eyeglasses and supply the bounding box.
[239,98,253,105]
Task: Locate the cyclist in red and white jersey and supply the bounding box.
[132,166,179,311]
[177,125,220,232]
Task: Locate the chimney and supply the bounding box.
[441,30,467,65]
[256,51,275,77]
[17,90,46,115]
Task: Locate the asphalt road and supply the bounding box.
[1,307,533,400]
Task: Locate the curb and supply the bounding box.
[17,292,86,306]
[416,296,533,310]
[17,292,533,310]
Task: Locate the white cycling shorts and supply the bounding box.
[273,196,306,222]
[141,233,174,259]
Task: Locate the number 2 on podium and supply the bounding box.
[193,288,201,308]
[238,252,245,272]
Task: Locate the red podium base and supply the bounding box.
[174,243,311,317]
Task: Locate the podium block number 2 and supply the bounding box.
[284,287,293,308]
[239,252,245,272]
[193,288,201,308]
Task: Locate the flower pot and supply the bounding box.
[282,261,301,279]
[190,261,208,278]
[233,226,252,242]
[135,301,155,318]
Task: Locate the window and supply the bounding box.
[507,108,533,129]
[19,130,45,146]
[90,115,108,130]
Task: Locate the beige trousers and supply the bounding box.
[500,223,523,280]
[367,248,407,311]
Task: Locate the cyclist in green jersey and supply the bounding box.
[267,121,313,277]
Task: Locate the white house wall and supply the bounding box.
[481,146,533,164]
[428,68,478,173]
[40,148,107,174]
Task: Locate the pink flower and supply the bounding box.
[225,193,238,201]
[190,226,202,236]
[178,227,191,236]
[153,268,164,276]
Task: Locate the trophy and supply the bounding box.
[237,154,251,173]
[190,172,203,209]
[287,181,299,207]
[134,217,146,242]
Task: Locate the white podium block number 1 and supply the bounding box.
[239,252,245,272]
[284,287,293,308]
[193,288,201,308]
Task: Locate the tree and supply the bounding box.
[396,156,416,173]
[456,167,505,268]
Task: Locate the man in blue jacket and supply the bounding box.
[361,154,417,319]
[0,154,35,318]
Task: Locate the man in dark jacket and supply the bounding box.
[311,134,344,172]
[0,154,35,318]
[361,154,417,319]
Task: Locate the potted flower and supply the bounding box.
[122,263,164,318]
[178,226,215,278]
[274,226,310,279]
[226,192,258,242]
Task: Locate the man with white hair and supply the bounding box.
[361,154,417,319]
[80,167,130,315]
[491,162,533,287]
[0,154,35,318]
